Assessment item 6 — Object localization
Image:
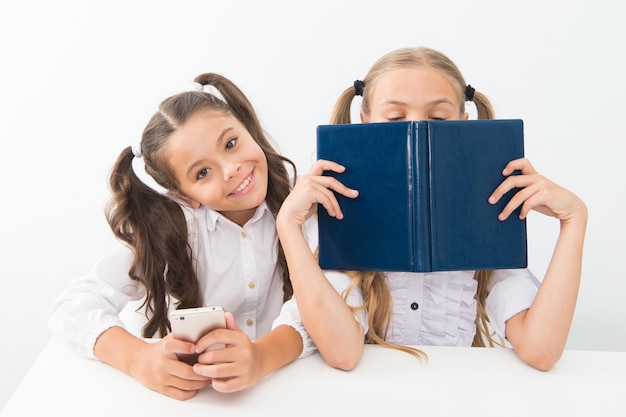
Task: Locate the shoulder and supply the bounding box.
[489,268,541,288]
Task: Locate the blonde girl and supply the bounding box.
[276,47,587,371]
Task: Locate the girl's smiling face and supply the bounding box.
[362,66,468,123]
[167,110,268,226]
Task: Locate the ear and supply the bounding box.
[462,112,469,120]
[168,191,201,209]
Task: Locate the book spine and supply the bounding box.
[412,121,432,272]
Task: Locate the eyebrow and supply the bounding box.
[382,98,455,107]
[184,126,234,177]
[215,126,234,147]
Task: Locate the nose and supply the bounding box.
[406,112,426,122]
[223,161,241,182]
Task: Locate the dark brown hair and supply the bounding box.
[106,73,296,337]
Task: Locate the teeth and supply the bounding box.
[233,175,251,194]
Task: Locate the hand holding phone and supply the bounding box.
[169,306,226,364]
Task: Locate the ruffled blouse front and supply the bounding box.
[380,268,540,346]
[386,271,479,346]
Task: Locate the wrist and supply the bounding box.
[276,212,304,237]
[560,200,588,229]
[95,326,146,376]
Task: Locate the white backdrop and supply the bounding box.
[1,0,625,409]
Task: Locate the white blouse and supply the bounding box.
[275,218,540,357]
[48,200,314,359]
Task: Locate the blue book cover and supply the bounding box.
[316,120,527,272]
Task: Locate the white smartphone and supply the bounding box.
[169,306,227,364]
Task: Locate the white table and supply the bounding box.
[1,337,624,416]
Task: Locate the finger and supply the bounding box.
[169,370,214,386]
[162,337,197,358]
[293,178,343,218]
[313,177,359,206]
[211,375,247,393]
[496,189,529,221]
[488,173,541,204]
[309,159,347,176]
[502,157,536,176]
[224,311,239,331]
[162,359,213,394]
[193,361,240,380]
[196,327,245,354]
[193,312,232,353]
[314,183,346,219]
[162,386,200,401]
[497,182,544,220]
[299,175,359,199]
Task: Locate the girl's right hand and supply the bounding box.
[129,334,212,400]
[277,159,359,228]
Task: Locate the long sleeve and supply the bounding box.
[47,244,146,358]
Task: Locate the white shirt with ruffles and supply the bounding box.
[274,216,540,357]
[48,200,316,359]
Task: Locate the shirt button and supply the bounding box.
[410,302,419,311]
[248,282,255,289]
[241,231,247,238]
[246,319,253,326]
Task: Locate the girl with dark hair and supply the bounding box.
[48,73,313,399]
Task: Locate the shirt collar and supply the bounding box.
[204,201,272,231]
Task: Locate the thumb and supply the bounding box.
[225,311,240,331]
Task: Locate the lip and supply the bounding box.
[229,170,255,196]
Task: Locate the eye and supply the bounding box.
[196,167,210,180]
[385,113,405,121]
[225,138,236,151]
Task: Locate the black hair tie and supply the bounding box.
[464,84,475,102]
[354,80,365,96]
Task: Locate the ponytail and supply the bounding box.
[106,147,200,337]
[110,72,297,337]
[471,90,495,120]
[330,87,358,125]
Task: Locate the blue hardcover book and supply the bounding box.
[316,120,527,272]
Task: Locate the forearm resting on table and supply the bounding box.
[507,208,587,371]
[278,223,364,370]
[94,326,148,375]
[253,325,304,376]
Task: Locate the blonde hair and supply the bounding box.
[331,46,494,124]
[332,47,501,358]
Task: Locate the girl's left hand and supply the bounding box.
[489,158,586,223]
[191,312,262,393]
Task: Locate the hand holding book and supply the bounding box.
[317,119,528,272]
